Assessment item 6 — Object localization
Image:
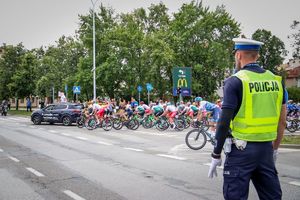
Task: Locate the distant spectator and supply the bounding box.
[7,100,10,110]
[26,97,32,112]
[39,99,45,109]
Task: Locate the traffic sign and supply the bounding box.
[137,85,143,92]
[73,86,81,94]
[172,67,192,96]
[146,83,153,92]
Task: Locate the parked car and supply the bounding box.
[31,103,82,126]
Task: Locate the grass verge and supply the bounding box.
[282,135,300,145]
[8,110,32,117]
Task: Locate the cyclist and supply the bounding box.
[161,102,177,128]
[140,101,151,114]
[199,98,220,132]
[151,104,164,119]
[134,104,145,118]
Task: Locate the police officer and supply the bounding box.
[208,38,286,200]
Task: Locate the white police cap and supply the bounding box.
[232,38,264,51]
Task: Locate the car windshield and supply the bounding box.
[45,105,55,111]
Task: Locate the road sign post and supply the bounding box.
[146,83,153,105]
[137,85,142,104]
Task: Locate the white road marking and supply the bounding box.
[61,133,71,136]
[63,190,86,200]
[76,136,88,141]
[279,148,300,152]
[203,163,224,169]
[26,167,45,177]
[49,130,58,133]
[9,117,23,121]
[124,147,144,152]
[157,154,187,160]
[29,126,36,128]
[289,181,300,187]
[97,141,113,146]
[8,156,20,162]
[0,148,3,152]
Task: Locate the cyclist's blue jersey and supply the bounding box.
[200,101,217,112]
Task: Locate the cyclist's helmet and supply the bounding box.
[194,97,202,102]
[140,101,144,104]
[166,102,172,106]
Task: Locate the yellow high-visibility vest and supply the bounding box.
[231,70,283,141]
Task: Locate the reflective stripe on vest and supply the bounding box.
[231,70,283,141]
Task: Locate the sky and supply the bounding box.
[0,0,299,62]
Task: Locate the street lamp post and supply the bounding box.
[91,0,98,101]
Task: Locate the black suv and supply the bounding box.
[31,103,82,126]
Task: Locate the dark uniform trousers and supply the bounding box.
[223,142,282,200]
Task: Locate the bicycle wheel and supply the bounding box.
[286,119,297,133]
[185,129,207,150]
[102,118,113,131]
[127,119,139,130]
[174,119,185,131]
[113,118,123,130]
[142,116,154,129]
[86,118,97,130]
[76,118,83,128]
[156,118,169,131]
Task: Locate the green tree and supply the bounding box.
[0,44,26,106]
[287,87,300,102]
[169,2,240,100]
[252,29,287,74]
[289,20,300,59]
[8,51,38,110]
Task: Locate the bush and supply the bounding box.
[287,87,300,102]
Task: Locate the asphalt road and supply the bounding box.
[0,115,299,200]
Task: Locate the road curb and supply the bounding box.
[280,144,300,149]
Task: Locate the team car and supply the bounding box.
[31,103,82,126]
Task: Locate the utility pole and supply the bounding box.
[91,0,98,101]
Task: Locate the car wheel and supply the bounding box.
[62,116,72,126]
[32,115,41,125]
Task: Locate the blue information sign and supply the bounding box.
[146,83,153,92]
[137,85,142,92]
[73,86,81,94]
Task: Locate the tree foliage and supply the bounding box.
[289,20,300,59]
[252,29,287,74]
[0,2,287,103]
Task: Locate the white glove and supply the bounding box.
[208,157,222,178]
[273,149,278,163]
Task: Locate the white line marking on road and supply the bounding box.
[0,148,3,152]
[26,167,45,177]
[76,136,88,141]
[61,133,71,136]
[63,190,86,200]
[97,141,113,146]
[8,156,20,162]
[124,147,144,152]
[289,181,300,187]
[49,130,58,133]
[279,148,300,152]
[203,163,224,169]
[29,126,36,128]
[157,154,187,160]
